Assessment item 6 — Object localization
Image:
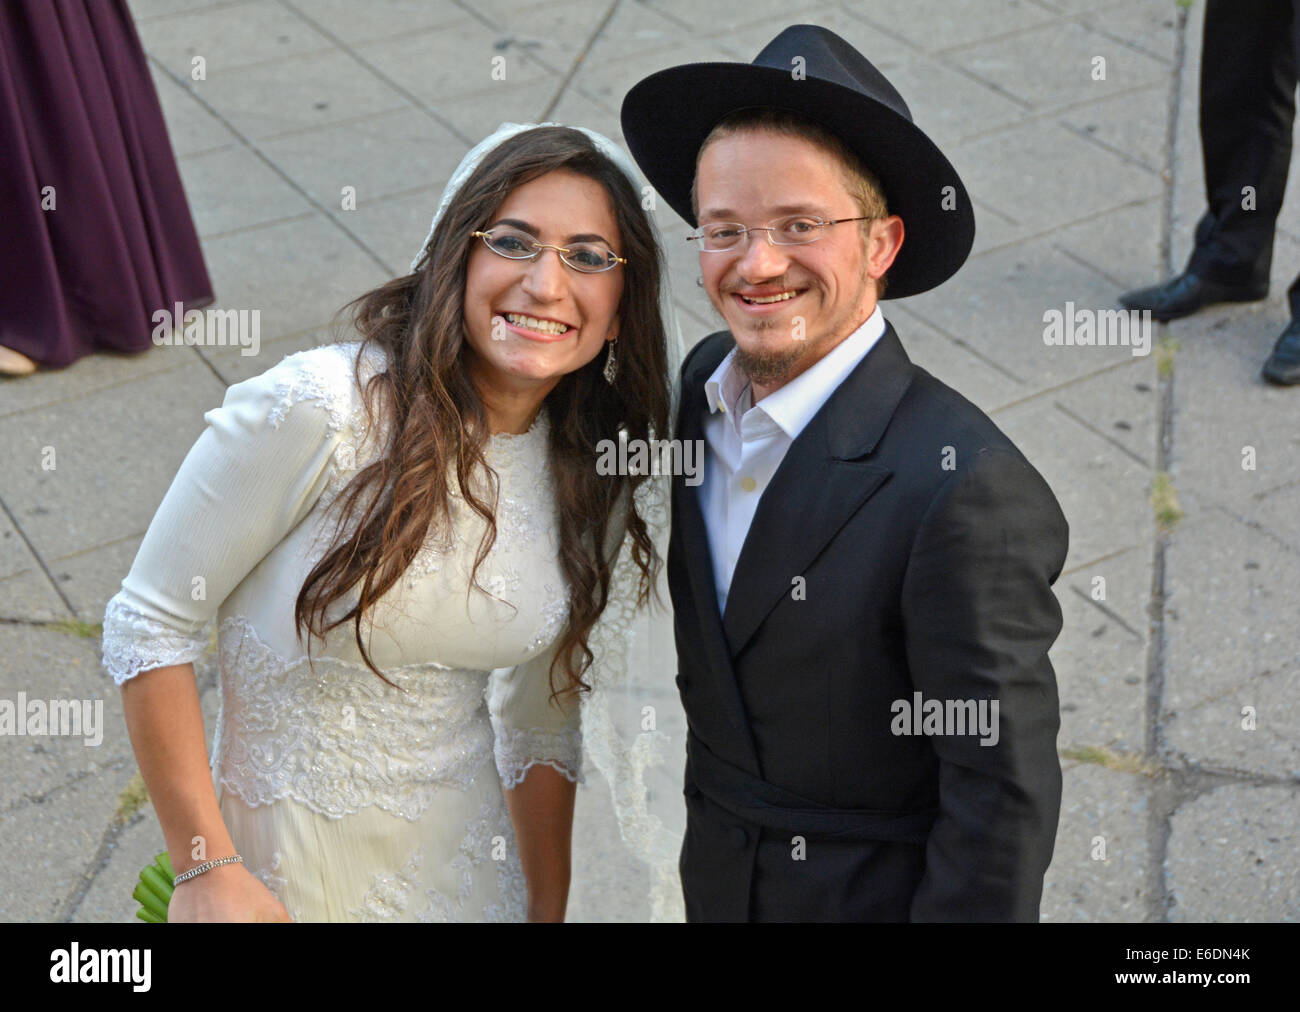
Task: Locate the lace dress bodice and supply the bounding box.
[101,341,590,921]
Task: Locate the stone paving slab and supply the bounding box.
[1166,664,1300,783]
[285,0,471,45]
[994,395,1156,573]
[198,214,392,341]
[0,624,132,813]
[0,767,132,921]
[48,536,149,623]
[1163,510,1300,773]
[1058,85,1169,175]
[1053,544,1150,755]
[0,571,69,625]
[183,143,317,237]
[1052,358,1160,469]
[0,362,227,564]
[135,0,337,77]
[850,0,1060,55]
[149,62,241,157]
[200,325,334,386]
[72,801,169,924]
[0,342,194,420]
[253,108,467,212]
[950,120,1164,243]
[1043,762,1152,922]
[1074,0,1179,64]
[886,306,1023,411]
[896,236,1150,389]
[1051,197,1167,302]
[1167,785,1300,922]
[0,508,40,584]
[951,20,1169,116]
[326,185,450,277]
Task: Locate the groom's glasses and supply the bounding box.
[688,215,873,252]
[472,225,627,273]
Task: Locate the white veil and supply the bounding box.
[412,122,687,921]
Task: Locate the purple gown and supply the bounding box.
[0,0,213,368]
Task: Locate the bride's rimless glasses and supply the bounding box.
[688,214,873,252]
[472,223,627,273]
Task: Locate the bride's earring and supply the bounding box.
[603,338,618,384]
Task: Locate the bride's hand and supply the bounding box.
[167,862,293,922]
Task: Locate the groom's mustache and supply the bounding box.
[719,277,812,296]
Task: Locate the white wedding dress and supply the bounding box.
[100,339,655,921]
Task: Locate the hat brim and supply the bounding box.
[620,62,975,299]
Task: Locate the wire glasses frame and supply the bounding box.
[687,214,873,251]
[471,226,627,273]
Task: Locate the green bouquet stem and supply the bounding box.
[133,852,175,923]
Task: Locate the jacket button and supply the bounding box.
[729,826,748,848]
[684,783,701,798]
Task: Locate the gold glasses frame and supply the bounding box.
[688,215,874,251]
[471,227,627,273]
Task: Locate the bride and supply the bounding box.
[100,122,684,922]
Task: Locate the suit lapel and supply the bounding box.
[675,341,756,745]
[722,323,916,656]
[673,322,916,769]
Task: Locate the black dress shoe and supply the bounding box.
[1118,272,1268,322]
[1263,319,1300,385]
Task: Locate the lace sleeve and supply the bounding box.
[487,638,584,790]
[100,345,362,686]
[101,595,213,687]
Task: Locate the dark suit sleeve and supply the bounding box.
[900,446,1069,921]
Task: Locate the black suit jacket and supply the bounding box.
[669,321,1069,922]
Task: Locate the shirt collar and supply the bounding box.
[704,304,887,440]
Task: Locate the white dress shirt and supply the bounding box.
[701,305,887,613]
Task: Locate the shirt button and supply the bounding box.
[740,477,757,492]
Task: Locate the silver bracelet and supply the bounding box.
[173,855,243,886]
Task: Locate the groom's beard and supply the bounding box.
[729,311,832,389]
[718,289,816,388]
[724,271,877,390]
[732,339,808,388]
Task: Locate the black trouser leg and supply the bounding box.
[1187,0,1299,296]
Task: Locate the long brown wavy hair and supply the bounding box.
[295,126,670,704]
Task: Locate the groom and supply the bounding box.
[621,25,1070,921]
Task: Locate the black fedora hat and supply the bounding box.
[620,24,975,300]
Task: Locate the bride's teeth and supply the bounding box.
[743,291,797,304]
[505,313,568,334]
